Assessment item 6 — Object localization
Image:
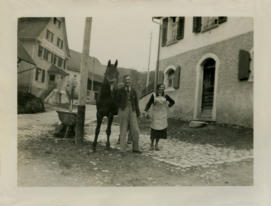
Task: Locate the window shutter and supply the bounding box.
[162,18,168,47]
[174,66,181,89]
[35,68,39,81]
[177,17,185,40]
[193,17,202,33]
[238,50,250,81]
[42,70,45,82]
[218,16,227,24]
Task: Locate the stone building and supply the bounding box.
[140,17,253,127]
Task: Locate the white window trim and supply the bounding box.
[164,65,177,92]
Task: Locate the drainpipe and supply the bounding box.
[146,32,152,88]
[152,17,162,93]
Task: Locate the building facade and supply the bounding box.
[140,17,253,127]
[67,49,105,103]
[18,17,70,103]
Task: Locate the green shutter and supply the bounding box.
[193,17,202,33]
[177,17,185,40]
[162,18,168,47]
[238,50,250,81]
[174,66,181,89]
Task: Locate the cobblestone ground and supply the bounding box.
[84,122,253,170]
[17,104,253,186]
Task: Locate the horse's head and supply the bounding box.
[105,60,119,86]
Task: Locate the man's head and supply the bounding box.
[123,75,131,87]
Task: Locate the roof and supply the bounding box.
[48,64,69,76]
[59,17,71,57]
[18,18,50,39]
[67,49,106,82]
[17,41,36,65]
[18,17,70,57]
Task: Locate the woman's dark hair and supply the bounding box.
[156,83,165,96]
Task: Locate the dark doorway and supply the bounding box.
[201,58,215,120]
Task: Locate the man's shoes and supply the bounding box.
[127,140,132,144]
[132,150,142,154]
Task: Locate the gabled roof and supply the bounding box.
[48,64,69,76]
[18,17,70,57]
[17,41,36,65]
[67,49,106,82]
[18,18,50,39]
[59,17,71,57]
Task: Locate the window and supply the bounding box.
[63,59,66,69]
[51,53,55,63]
[42,70,45,82]
[35,68,41,81]
[57,38,63,49]
[61,40,63,49]
[167,69,175,88]
[57,57,63,68]
[35,68,45,83]
[162,17,185,47]
[167,17,178,45]
[46,30,54,42]
[43,48,49,61]
[47,51,51,62]
[38,45,43,57]
[53,55,57,65]
[54,18,61,28]
[193,16,228,33]
[201,17,219,32]
[49,74,55,81]
[164,66,181,90]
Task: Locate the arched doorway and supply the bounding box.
[201,58,216,119]
[193,53,219,121]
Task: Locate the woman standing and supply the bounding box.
[144,84,175,150]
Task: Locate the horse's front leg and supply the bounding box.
[106,113,114,150]
[93,112,103,152]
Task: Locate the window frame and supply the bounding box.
[163,65,177,91]
[161,17,185,47]
[38,45,43,57]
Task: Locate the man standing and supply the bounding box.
[116,75,141,153]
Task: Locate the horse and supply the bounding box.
[93,60,119,152]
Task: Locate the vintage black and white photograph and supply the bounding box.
[17,16,253,187]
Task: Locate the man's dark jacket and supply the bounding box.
[116,87,140,117]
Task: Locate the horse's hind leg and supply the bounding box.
[93,113,103,152]
[106,114,114,150]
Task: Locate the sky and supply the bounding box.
[65,16,160,72]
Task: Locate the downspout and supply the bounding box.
[152,18,162,94]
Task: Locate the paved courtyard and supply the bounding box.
[17,104,253,186]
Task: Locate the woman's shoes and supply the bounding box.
[155,146,160,151]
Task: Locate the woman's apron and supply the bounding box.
[151,93,168,130]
